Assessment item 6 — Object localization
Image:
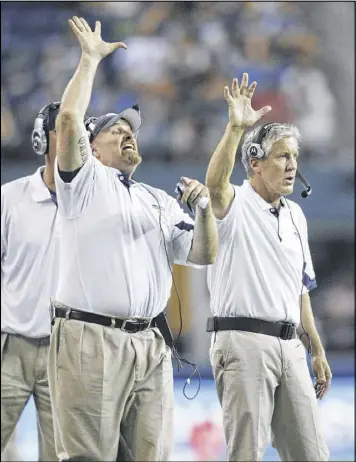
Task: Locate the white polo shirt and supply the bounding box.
[1,168,60,338]
[207,180,317,326]
[54,154,197,318]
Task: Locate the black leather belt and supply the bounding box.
[206,316,296,340]
[55,307,157,334]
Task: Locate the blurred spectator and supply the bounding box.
[0,1,345,166]
[280,45,336,161]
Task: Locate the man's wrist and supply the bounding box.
[227,123,245,135]
[81,52,101,67]
[311,346,326,358]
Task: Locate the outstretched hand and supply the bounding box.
[224,73,272,129]
[68,16,127,62]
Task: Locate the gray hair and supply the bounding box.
[241,123,302,177]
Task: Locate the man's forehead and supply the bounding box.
[272,136,298,152]
[113,119,132,131]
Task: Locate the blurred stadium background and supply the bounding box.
[1,2,354,461]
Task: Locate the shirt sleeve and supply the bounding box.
[300,210,317,294]
[1,187,8,260]
[54,153,104,219]
[166,197,199,267]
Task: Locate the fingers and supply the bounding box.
[69,16,92,36]
[72,16,85,32]
[187,184,206,206]
[240,72,249,93]
[94,20,101,36]
[68,19,82,38]
[79,17,92,32]
[256,105,272,119]
[231,78,240,99]
[247,81,257,99]
[224,86,232,104]
[180,178,207,206]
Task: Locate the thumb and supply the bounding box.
[111,41,128,51]
[256,106,272,119]
[181,177,191,185]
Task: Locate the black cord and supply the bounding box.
[285,199,312,356]
[141,185,201,397]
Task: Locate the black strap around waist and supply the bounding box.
[55,307,157,334]
[206,316,296,340]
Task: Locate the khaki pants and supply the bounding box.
[210,330,329,461]
[1,333,56,461]
[1,430,21,461]
[48,317,174,461]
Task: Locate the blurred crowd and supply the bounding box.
[1,1,339,163]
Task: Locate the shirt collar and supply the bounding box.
[30,166,53,203]
[242,179,286,210]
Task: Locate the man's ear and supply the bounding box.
[250,158,261,174]
[91,143,100,158]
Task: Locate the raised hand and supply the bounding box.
[224,73,272,129]
[68,16,127,62]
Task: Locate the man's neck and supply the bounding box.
[249,178,281,209]
[42,157,56,192]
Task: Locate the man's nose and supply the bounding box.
[123,132,133,142]
[287,157,297,170]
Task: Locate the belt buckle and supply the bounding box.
[121,318,151,333]
[281,323,294,340]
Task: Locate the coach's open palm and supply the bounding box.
[224,73,271,129]
[68,16,127,62]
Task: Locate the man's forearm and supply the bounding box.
[205,124,244,192]
[300,293,325,356]
[60,54,99,118]
[188,206,218,265]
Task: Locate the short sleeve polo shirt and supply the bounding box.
[207,180,316,325]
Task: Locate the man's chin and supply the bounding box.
[122,150,142,166]
[280,184,294,196]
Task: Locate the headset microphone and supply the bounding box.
[296,170,312,199]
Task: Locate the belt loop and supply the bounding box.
[213,316,218,331]
[111,317,116,328]
[65,309,72,320]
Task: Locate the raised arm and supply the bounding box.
[56,16,127,172]
[206,73,271,219]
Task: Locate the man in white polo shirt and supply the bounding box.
[1,102,60,460]
[205,74,331,461]
[48,16,217,461]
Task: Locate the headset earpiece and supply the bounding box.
[248,143,266,159]
[31,102,60,156]
[32,115,48,155]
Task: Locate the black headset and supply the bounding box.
[32,102,60,156]
[247,122,312,198]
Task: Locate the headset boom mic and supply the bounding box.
[296,170,312,199]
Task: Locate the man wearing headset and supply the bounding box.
[48,16,217,461]
[1,102,60,460]
[205,74,331,461]
[1,100,135,462]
